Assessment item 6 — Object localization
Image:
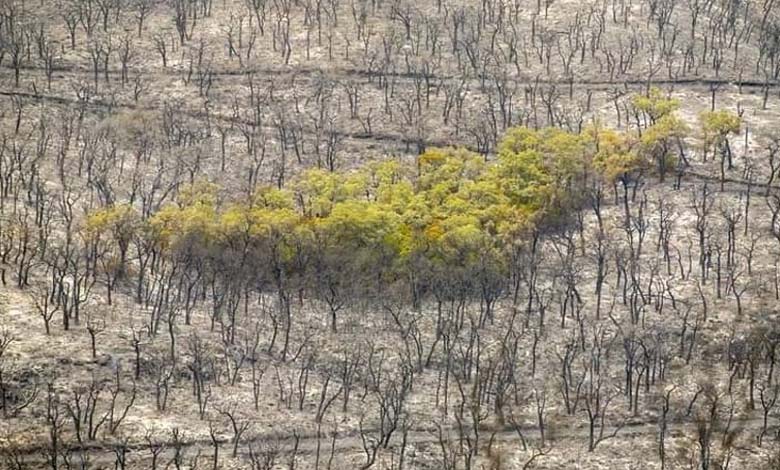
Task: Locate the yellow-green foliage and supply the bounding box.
[589,124,643,183]
[133,128,595,281]
[88,112,693,286]
[700,110,741,137]
[149,183,219,250]
[699,110,741,152]
[84,203,142,273]
[632,87,680,122]
[85,204,140,240]
[638,113,689,180]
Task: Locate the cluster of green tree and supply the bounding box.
[84,90,740,334]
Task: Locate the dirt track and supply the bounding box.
[13,413,778,467]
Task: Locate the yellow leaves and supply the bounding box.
[84,204,141,252]
[457,179,507,209]
[541,128,588,161]
[147,206,181,249]
[177,181,219,208]
[612,89,688,181]
[149,191,217,250]
[494,206,532,241]
[219,203,300,250]
[217,205,251,237]
[423,222,445,242]
[440,217,483,250]
[495,126,592,213]
[293,168,349,217]
[376,180,414,212]
[642,114,689,145]
[595,151,645,182]
[341,172,371,201]
[85,204,137,235]
[141,122,666,278]
[500,127,586,165]
[587,124,630,154]
[699,110,741,136]
[418,147,449,167]
[494,147,550,208]
[499,126,541,155]
[417,147,483,192]
[178,203,217,235]
[699,110,741,149]
[316,200,400,249]
[428,213,507,269]
[252,187,295,210]
[309,199,410,272]
[588,125,644,182]
[369,160,410,186]
[637,111,689,180]
[631,87,680,122]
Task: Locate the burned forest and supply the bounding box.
[1,0,780,468]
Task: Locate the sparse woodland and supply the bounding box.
[1,0,780,468]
